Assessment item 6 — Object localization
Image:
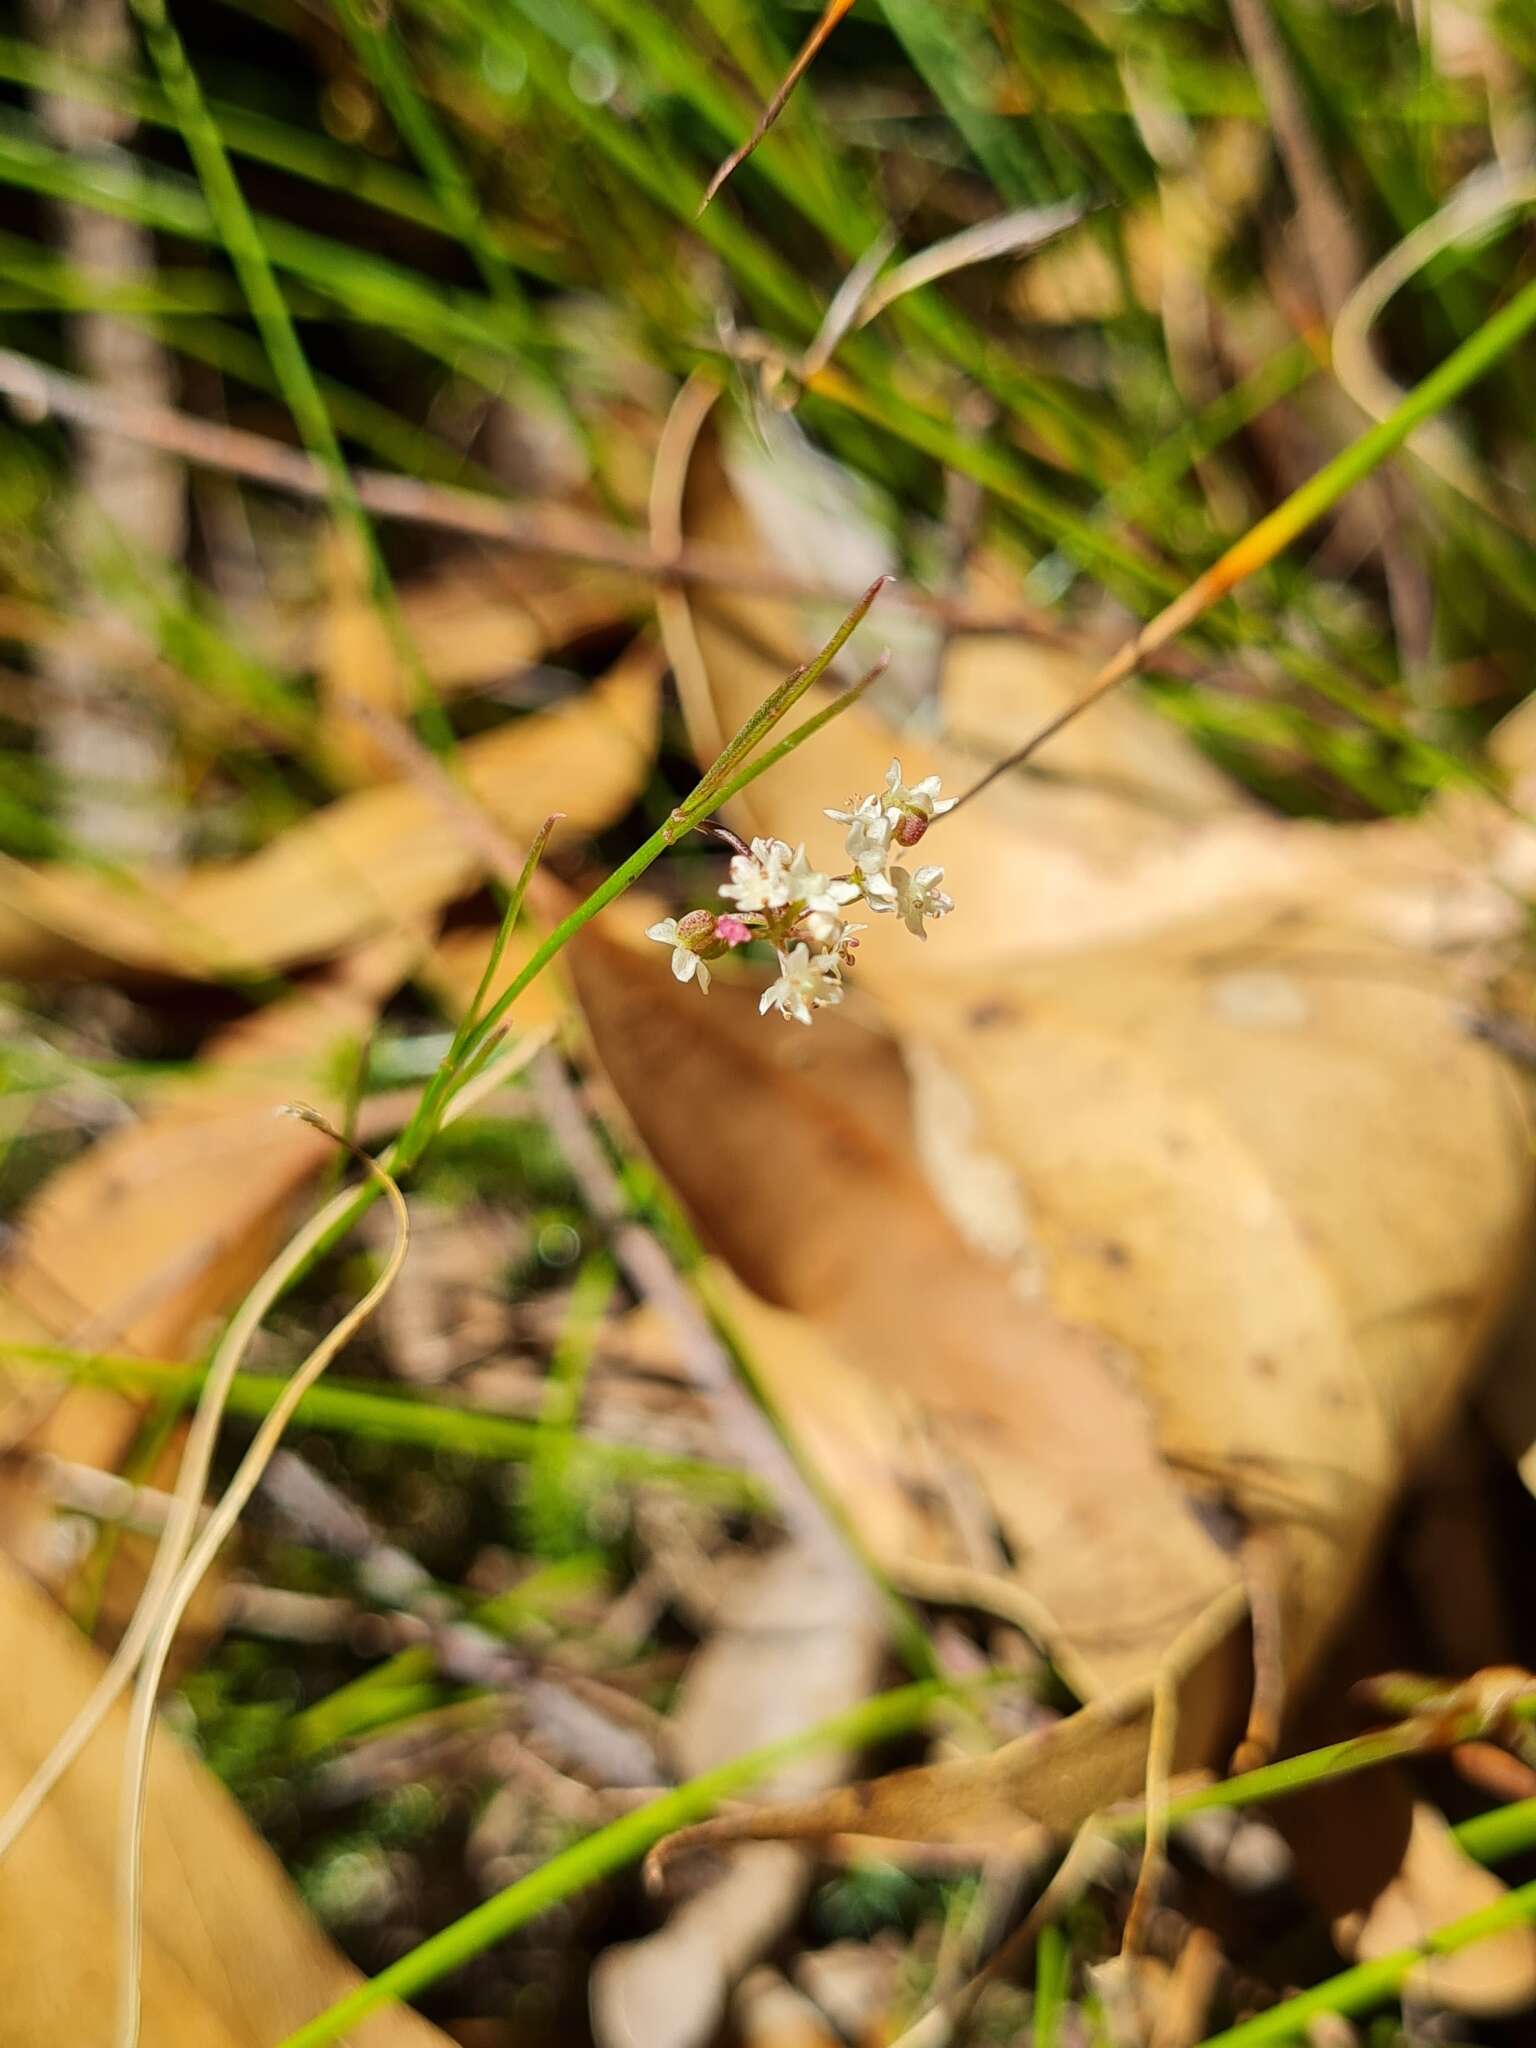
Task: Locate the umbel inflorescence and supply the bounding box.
[647,759,955,1023]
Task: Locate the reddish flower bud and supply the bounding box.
[676,907,718,945]
[895,812,928,848]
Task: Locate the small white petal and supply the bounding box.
[883,762,955,822]
[695,959,711,994]
[646,918,679,945]
[671,948,698,983]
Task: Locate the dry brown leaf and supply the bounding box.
[1278,1776,1536,2015]
[316,533,642,784]
[571,924,1239,1713]
[654,387,1328,981]
[0,1554,448,2048]
[0,646,659,980]
[568,381,1536,2001]
[394,560,640,692]
[316,527,414,786]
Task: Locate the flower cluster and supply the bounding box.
[648,760,955,1024]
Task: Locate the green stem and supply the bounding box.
[1220,273,1536,578]
[707,652,891,813]
[1453,1795,1536,1865]
[0,1345,765,1506]
[442,577,893,1085]
[684,573,889,811]
[273,1678,965,2048]
[1149,1725,1425,1835]
[124,0,450,752]
[1033,1922,1070,2048]
[0,34,562,275]
[1196,1879,1536,2047]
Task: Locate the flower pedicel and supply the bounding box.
[646,758,956,1024]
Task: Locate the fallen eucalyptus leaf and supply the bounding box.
[0,645,658,980]
[0,1556,450,2048]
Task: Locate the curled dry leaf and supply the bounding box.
[0,644,659,981]
[566,382,1536,2008]
[0,1555,449,2048]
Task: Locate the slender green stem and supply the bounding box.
[525,1252,619,1548]
[1196,1878,1536,2046]
[1033,1922,1070,2048]
[1218,273,1536,581]
[0,33,562,274]
[273,1678,967,2048]
[329,0,594,471]
[442,577,893,1088]
[1122,1701,1536,1849]
[331,0,525,314]
[1148,1725,1425,1835]
[271,1668,1536,2048]
[124,0,449,751]
[287,1648,441,1758]
[950,273,1536,812]
[0,118,521,363]
[685,573,890,811]
[0,1345,766,1506]
[707,651,892,813]
[410,813,562,1143]
[289,1560,609,1756]
[1453,1795,1536,1865]
[123,2,354,522]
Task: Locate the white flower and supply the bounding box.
[884,759,956,822]
[892,864,954,939]
[783,845,861,916]
[759,943,845,1026]
[719,836,795,913]
[861,866,899,911]
[720,836,861,920]
[800,911,867,959]
[825,793,894,883]
[646,917,712,992]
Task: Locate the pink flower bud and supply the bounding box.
[895,812,928,848]
[715,915,752,947]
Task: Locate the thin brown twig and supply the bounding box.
[530,1050,846,1561]
[0,346,1052,638]
[698,0,856,213]
[1231,1526,1287,1773]
[1122,1583,1250,1956]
